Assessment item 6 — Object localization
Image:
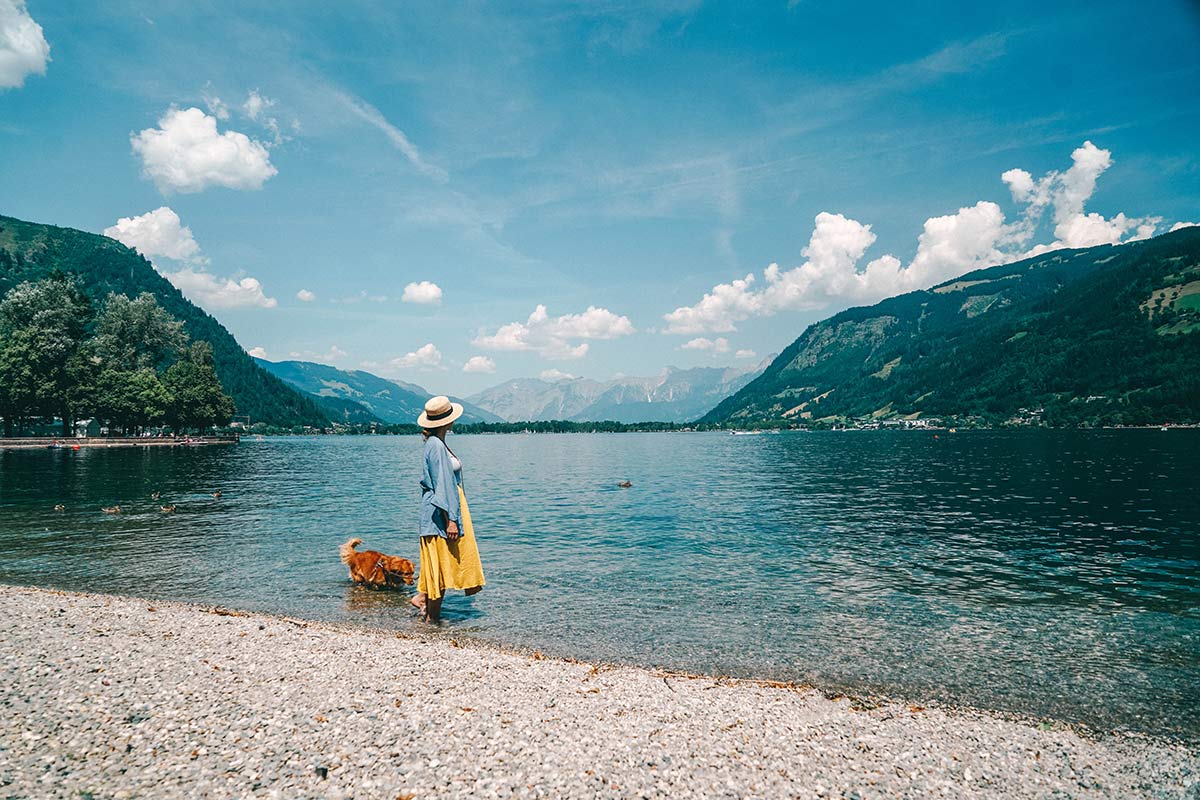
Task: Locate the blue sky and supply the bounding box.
[1,0,1198,393]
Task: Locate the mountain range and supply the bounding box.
[704,226,1200,427]
[7,212,1196,431]
[465,360,772,423]
[253,359,501,424]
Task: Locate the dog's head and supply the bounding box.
[380,556,416,585]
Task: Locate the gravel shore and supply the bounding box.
[1,585,1195,799]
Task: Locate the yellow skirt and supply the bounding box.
[417,485,485,601]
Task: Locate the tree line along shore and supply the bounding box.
[0,273,233,438]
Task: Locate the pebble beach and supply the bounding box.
[1,585,1196,800]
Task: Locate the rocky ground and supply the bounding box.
[0,584,1195,799]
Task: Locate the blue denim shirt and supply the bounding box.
[419,436,462,539]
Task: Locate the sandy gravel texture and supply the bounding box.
[0,585,1195,799]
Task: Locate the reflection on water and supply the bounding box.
[1,431,1197,737]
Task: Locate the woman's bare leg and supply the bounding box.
[410,591,426,614]
[425,596,443,623]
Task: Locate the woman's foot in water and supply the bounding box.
[409,592,427,616]
[424,597,443,624]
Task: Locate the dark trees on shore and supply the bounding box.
[0,277,234,435]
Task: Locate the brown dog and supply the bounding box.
[339,538,415,589]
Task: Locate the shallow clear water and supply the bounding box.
[1,430,1197,737]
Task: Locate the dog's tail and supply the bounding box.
[339,537,363,565]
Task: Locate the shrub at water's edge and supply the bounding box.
[701,226,1200,428]
[0,214,329,428]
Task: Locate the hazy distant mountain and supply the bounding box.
[467,360,772,423]
[254,359,502,424]
[704,227,1200,427]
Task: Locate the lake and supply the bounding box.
[1,430,1197,738]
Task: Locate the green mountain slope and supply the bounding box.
[0,214,329,427]
[702,227,1200,427]
[254,359,502,424]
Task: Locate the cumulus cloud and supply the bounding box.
[540,369,576,381]
[390,343,444,371]
[735,349,757,359]
[296,289,315,302]
[1169,221,1198,233]
[131,107,277,194]
[0,0,49,89]
[681,336,730,353]
[401,280,443,305]
[474,305,636,360]
[104,207,277,312]
[103,207,204,263]
[1006,141,1161,253]
[462,355,496,374]
[248,346,268,358]
[165,269,277,310]
[666,141,1165,333]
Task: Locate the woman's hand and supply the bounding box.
[445,519,461,542]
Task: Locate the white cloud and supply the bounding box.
[131,107,277,194]
[202,87,230,120]
[296,289,315,302]
[681,336,730,353]
[474,305,636,360]
[337,92,447,181]
[248,346,268,359]
[242,89,284,144]
[103,207,204,263]
[0,0,49,90]
[666,142,1163,333]
[662,273,760,334]
[102,207,276,313]
[735,349,757,359]
[1169,221,1198,233]
[242,89,272,121]
[331,290,388,304]
[540,369,576,381]
[462,355,496,374]
[164,268,278,310]
[1007,141,1160,252]
[401,280,443,305]
[390,343,444,371]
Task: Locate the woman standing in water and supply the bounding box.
[410,396,485,622]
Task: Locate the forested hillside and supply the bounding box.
[703,227,1200,427]
[0,215,328,427]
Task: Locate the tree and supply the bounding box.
[163,341,235,432]
[94,366,171,432]
[92,292,187,371]
[0,273,95,436]
[86,293,189,434]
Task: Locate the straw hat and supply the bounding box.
[417,395,464,428]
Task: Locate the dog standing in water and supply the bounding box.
[339,538,416,589]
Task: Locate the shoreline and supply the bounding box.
[2,585,1196,799]
[0,436,238,450]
